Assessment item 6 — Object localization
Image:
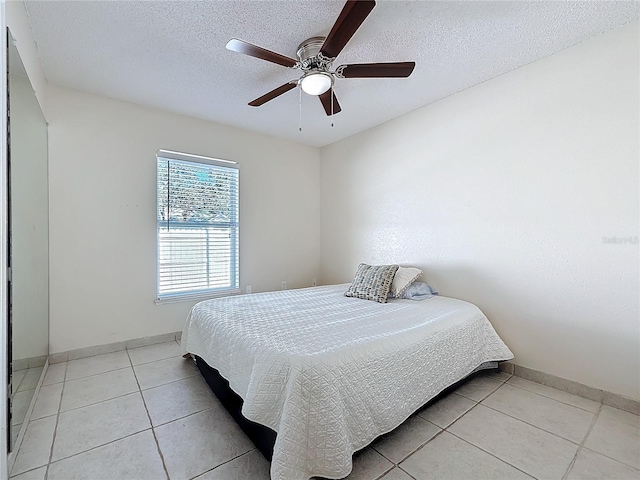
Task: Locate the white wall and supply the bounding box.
[320,21,640,400]
[46,84,320,353]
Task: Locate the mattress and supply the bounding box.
[181,284,513,480]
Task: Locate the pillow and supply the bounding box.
[345,263,399,303]
[389,266,422,298]
[401,281,438,299]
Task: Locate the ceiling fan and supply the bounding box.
[226,0,416,116]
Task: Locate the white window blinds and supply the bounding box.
[156,151,239,300]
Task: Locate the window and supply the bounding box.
[156,150,239,301]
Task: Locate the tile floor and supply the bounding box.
[11,366,45,449]
[9,341,640,480]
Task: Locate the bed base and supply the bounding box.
[194,355,500,461]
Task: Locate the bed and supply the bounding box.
[181,284,513,480]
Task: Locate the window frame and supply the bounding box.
[155,149,240,305]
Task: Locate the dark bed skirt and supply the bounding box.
[194,355,501,461]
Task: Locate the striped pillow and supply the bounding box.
[345,263,399,303]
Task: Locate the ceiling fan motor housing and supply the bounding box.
[297,36,333,71]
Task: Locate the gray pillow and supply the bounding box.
[345,263,399,303]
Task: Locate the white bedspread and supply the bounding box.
[181,284,513,480]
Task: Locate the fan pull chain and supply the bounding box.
[330,84,334,127]
[299,86,303,132]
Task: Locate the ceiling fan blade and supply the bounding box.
[320,0,376,59]
[248,82,297,107]
[319,90,342,116]
[226,38,298,68]
[338,62,416,78]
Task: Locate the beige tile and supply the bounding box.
[584,406,640,469]
[12,390,35,426]
[155,408,253,480]
[31,383,63,420]
[567,448,640,480]
[52,392,150,461]
[17,367,44,392]
[29,356,48,369]
[42,363,67,386]
[489,371,513,383]
[9,466,47,480]
[11,423,22,450]
[12,369,27,393]
[194,450,270,480]
[419,392,476,428]
[401,431,532,480]
[65,351,130,381]
[455,376,503,401]
[372,415,440,463]
[134,355,198,390]
[513,365,603,404]
[448,404,577,479]
[500,362,515,375]
[483,383,595,443]
[602,391,640,416]
[47,430,166,480]
[11,416,57,476]
[379,467,414,480]
[507,376,600,413]
[143,375,219,426]
[128,341,183,366]
[60,367,138,412]
[49,352,68,364]
[344,448,393,480]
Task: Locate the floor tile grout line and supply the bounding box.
[436,400,538,478]
[126,348,172,480]
[44,427,155,468]
[504,379,600,413]
[151,405,217,430]
[186,448,257,480]
[456,379,505,403]
[477,401,592,446]
[64,365,132,383]
[139,371,201,392]
[445,430,538,479]
[58,390,142,416]
[561,404,602,480]
[62,344,182,378]
[379,404,481,469]
[64,352,184,383]
[35,368,200,422]
[130,352,185,367]
[371,418,444,466]
[43,361,68,480]
[573,446,640,472]
[396,464,420,480]
[371,463,394,480]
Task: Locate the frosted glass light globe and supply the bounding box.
[300,72,333,96]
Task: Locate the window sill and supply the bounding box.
[155,288,241,305]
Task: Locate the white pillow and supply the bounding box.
[389,266,422,298]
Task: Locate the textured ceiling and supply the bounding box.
[24,1,639,147]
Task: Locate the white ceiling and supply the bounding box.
[24,1,639,147]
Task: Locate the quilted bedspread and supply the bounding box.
[181,284,513,480]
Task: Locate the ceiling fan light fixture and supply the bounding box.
[300,72,333,96]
